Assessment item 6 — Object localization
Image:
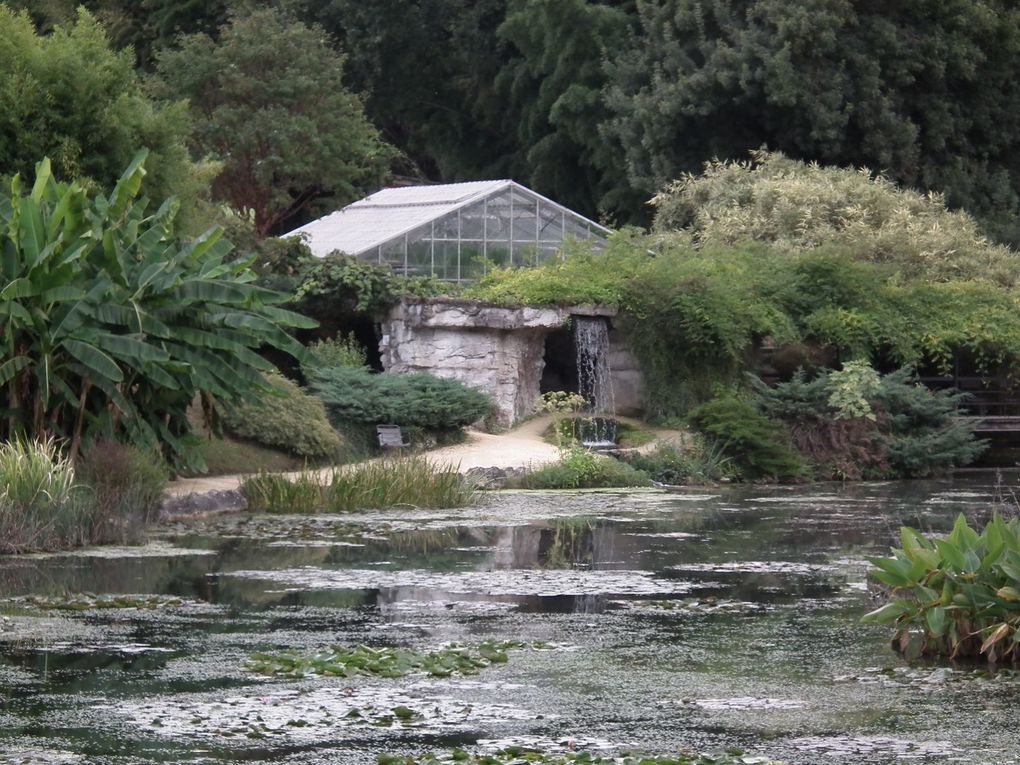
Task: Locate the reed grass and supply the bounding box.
[242,456,477,513]
[0,438,169,554]
[0,438,89,553]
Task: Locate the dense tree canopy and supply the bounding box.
[8,0,1020,241]
[604,0,1020,240]
[301,0,515,183]
[154,7,392,237]
[497,0,638,220]
[0,6,210,229]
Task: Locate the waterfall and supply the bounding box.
[573,316,617,446]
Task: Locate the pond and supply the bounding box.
[2,477,1019,764]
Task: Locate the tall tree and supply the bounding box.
[604,0,1020,242]
[300,0,517,182]
[155,7,393,236]
[497,0,638,221]
[0,6,210,228]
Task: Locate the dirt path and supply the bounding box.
[166,415,685,498]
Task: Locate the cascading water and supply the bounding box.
[573,316,617,447]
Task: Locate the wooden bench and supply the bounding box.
[376,424,410,449]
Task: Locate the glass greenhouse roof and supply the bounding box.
[284,180,611,281]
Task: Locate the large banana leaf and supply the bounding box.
[0,152,316,467]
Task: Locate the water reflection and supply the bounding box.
[1,476,1019,763]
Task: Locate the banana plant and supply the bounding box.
[863,513,1020,664]
[0,152,316,469]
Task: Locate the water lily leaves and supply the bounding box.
[376,748,785,765]
[245,641,541,679]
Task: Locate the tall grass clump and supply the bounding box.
[624,438,735,485]
[864,514,1020,664]
[0,438,87,553]
[242,457,477,513]
[0,438,169,554]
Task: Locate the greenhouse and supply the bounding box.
[285,180,611,281]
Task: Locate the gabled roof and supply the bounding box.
[284,180,609,258]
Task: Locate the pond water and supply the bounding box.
[2,477,1019,764]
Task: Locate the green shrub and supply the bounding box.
[753,365,984,479]
[625,438,734,485]
[303,333,369,372]
[219,373,342,460]
[242,457,476,513]
[687,393,807,481]
[308,366,493,431]
[874,368,986,477]
[863,514,1020,664]
[76,441,169,544]
[507,449,649,489]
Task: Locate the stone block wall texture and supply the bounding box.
[381,298,645,429]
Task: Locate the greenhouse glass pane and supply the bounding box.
[512,188,537,242]
[485,190,512,241]
[512,242,542,267]
[435,241,459,281]
[461,244,486,280]
[380,238,406,273]
[459,200,486,240]
[435,212,459,240]
[537,203,563,242]
[563,216,592,241]
[408,238,432,277]
[486,244,511,268]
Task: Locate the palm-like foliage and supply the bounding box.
[0,152,315,468]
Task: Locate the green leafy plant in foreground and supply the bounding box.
[378,747,783,765]
[863,514,1020,663]
[246,642,529,679]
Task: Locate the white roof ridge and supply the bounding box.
[283,179,608,259]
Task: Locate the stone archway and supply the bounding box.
[380,297,643,429]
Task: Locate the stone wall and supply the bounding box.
[380,297,644,429]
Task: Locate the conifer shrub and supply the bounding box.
[754,365,984,479]
[218,372,343,460]
[308,366,493,431]
[687,393,807,481]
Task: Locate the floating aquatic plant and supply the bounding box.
[377,746,784,765]
[6,594,184,612]
[863,513,1020,663]
[245,641,529,679]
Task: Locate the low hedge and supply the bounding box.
[218,372,342,460]
[309,366,493,430]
